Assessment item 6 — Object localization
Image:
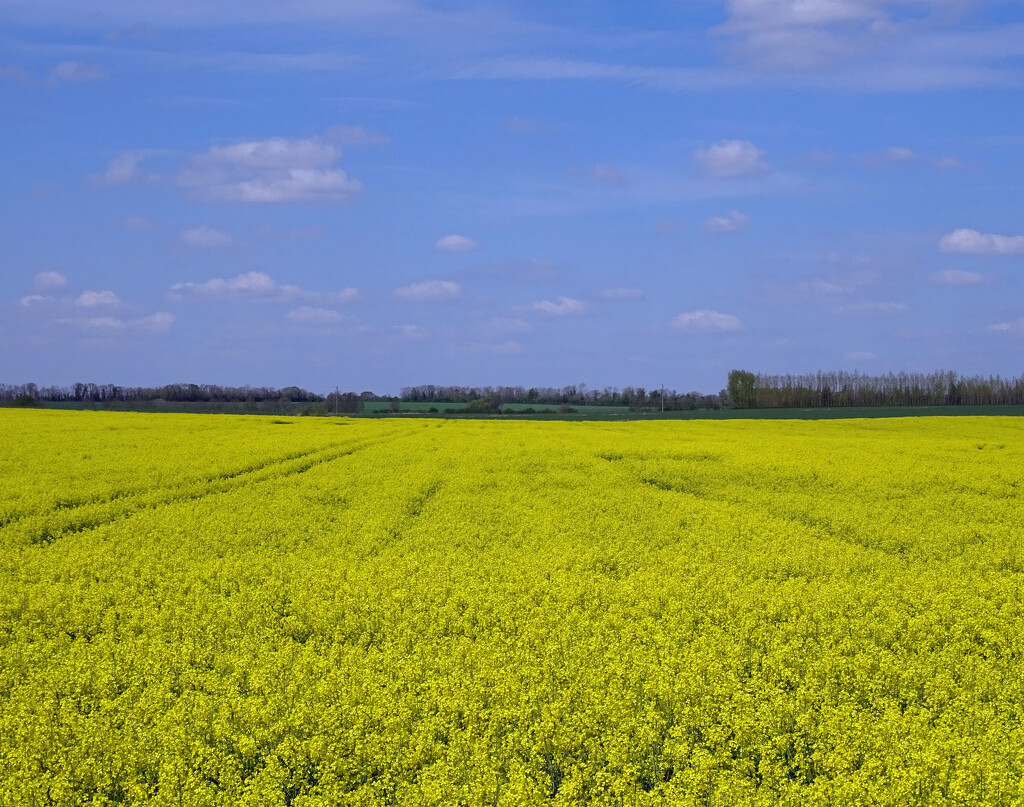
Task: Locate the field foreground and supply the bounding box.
[1,410,1023,806]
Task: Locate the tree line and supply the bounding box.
[727,370,1024,409]
[5,370,1024,413]
[397,385,723,411]
[0,382,324,406]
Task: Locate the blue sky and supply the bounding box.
[2,0,1023,394]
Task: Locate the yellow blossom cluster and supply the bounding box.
[1,410,1022,805]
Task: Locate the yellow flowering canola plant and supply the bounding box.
[1,410,1023,806]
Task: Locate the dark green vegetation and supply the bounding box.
[5,369,1024,420]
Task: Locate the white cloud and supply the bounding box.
[170,271,299,300]
[200,169,361,203]
[848,301,907,314]
[76,290,120,308]
[178,137,362,203]
[48,61,107,83]
[532,296,585,316]
[395,280,462,301]
[180,225,234,249]
[671,309,743,331]
[717,0,888,70]
[33,271,67,291]
[939,228,1024,255]
[69,316,123,332]
[931,156,964,170]
[456,340,523,355]
[399,324,426,339]
[988,319,1024,334]
[434,234,479,252]
[20,294,49,307]
[693,140,769,178]
[201,138,339,169]
[702,210,750,233]
[844,350,876,363]
[287,306,343,325]
[136,312,175,334]
[170,272,357,304]
[91,152,155,185]
[329,287,360,302]
[600,287,644,300]
[482,317,531,334]
[324,124,390,145]
[861,146,915,166]
[810,279,849,295]
[58,311,174,335]
[930,269,984,286]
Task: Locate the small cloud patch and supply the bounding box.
[702,210,750,234]
[939,229,1024,255]
[49,61,107,84]
[33,271,67,292]
[693,140,769,178]
[671,310,742,331]
[930,269,984,286]
[180,226,234,249]
[76,290,120,308]
[434,235,479,253]
[532,297,585,316]
[287,306,343,325]
[395,280,462,301]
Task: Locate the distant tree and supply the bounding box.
[727,370,758,409]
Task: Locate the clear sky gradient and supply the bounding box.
[2,1,1023,394]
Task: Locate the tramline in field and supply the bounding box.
[1,410,1023,806]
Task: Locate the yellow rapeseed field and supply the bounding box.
[1,410,1023,806]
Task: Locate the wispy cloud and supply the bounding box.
[434,234,479,252]
[177,136,362,203]
[75,290,120,308]
[846,301,907,315]
[844,350,876,363]
[671,310,743,331]
[395,280,462,301]
[180,225,234,249]
[287,306,344,325]
[930,269,984,286]
[90,152,156,185]
[858,146,915,166]
[702,210,750,233]
[600,287,644,300]
[532,296,585,316]
[169,271,357,303]
[324,124,390,145]
[988,319,1024,335]
[48,61,107,84]
[33,271,67,291]
[56,311,174,334]
[170,271,289,299]
[939,228,1024,255]
[693,141,769,178]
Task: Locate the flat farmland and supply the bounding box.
[2,410,1023,806]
